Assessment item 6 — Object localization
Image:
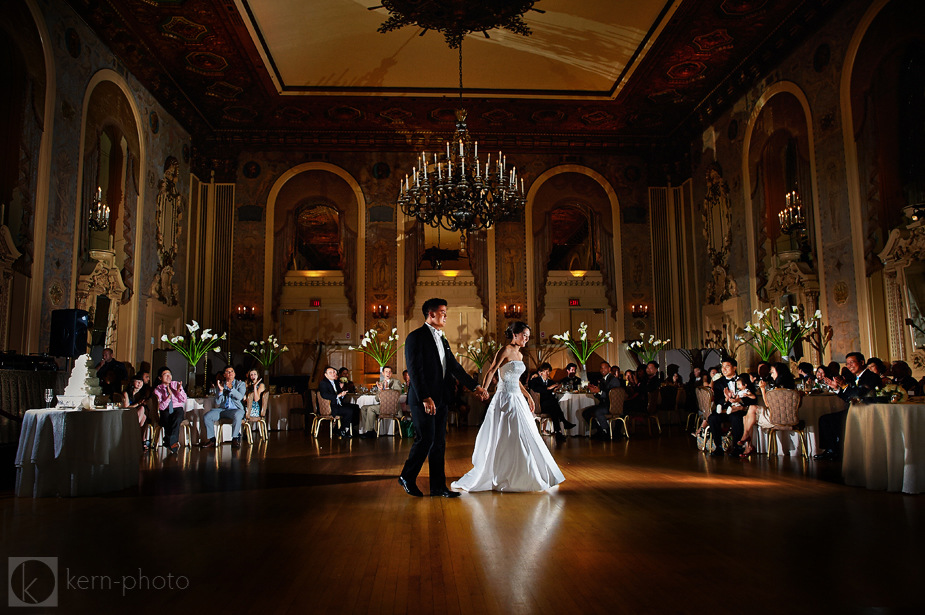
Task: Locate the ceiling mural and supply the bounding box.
[64,0,840,150]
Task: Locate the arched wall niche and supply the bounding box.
[526,165,626,370]
[264,163,365,379]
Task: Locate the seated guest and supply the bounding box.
[201,367,247,449]
[643,361,662,392]
[96,347,128,400]
[152,367,186,453]
[320,365,360,438]
[529,362,576,441]
[624,370,646,414]
[797,362,815,389]
[668,372,684,386]
[708,367,720,380]
[337,367,356,394]
[891,360,921,395]
[401,369,410,393]
[761,362,796,390]
[706,358,746,456]
[361,366,403,438]
[866,357,890,387]
[814,352,881,461]
[558,363,582,390]
[123,374,152,447]
[756,361,772,385]
[583,361,622,440]
[730,374,759,456]
[244,369,266,421]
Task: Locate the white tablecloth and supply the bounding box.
[843,402,925,494]
[557,393,598,436]
[753,393,845,456]
[15,408,141,497]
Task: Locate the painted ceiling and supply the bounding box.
[65,0,839,151]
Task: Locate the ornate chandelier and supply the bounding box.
[377,1,539,233]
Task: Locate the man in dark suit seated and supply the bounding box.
[529,362,575,442]
[583,361,623,440]
[96,348,128,400]
[320,365,361,438]
[558,363,582,390]
[706,357,747,456]
[814,352,881,461]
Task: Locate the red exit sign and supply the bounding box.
[568,298,580,307]
[310,298,322,307]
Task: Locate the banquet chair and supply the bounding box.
[148,398,192,448]
[605,388,629,439]
[286,390,309,432]
[243,390,270,444]
[529,391,555,435]
[762,388,808,459]
[311,390,341,438]
[625,390,662,436]
[375,389,403,437]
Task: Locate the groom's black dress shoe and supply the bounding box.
[431,488,460,498]
[398,477,424,497]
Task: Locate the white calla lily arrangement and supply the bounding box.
[456,337,499,371]
[245,334,289,371]
[736,306,821,362]
[552,322,613,366]
[627,333,670,363]
[349,328,403,368]
[160,321,226,366]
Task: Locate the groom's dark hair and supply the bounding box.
[422,297,447,317]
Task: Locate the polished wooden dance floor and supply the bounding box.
[3,427,922,613]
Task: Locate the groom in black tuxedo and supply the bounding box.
[399,298,489,498]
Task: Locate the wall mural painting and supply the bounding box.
[703,161,736,304]
[151,156,182,305]
[289,204,341,271]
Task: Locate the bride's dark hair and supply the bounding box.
[504,321,530,340]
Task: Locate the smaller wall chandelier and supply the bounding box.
[372,304,390,319]
[502,304,522,319]
[778,191,806,235]
[235,305,256,320]
[88,186,110,232]
[631,304,650,319]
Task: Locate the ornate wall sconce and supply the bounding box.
[631,304,649,319]
[89,186,110,231]
[235,305,256,320]
[372,304,390,319]
[502,304,522,319]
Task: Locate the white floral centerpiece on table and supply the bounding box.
[160,321,226,391]
[349,328,403,371]
[737,306,821,362]
[552,322,613,385]
[627,333,670,364]
[245,334,289,386]
[456,337,500,374]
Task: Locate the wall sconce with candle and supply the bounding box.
[372,304,390,319]
[631,304,649,319]
[235,305,256,320]
[502,304,522,319]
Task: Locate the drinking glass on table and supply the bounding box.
[44,388,54,408]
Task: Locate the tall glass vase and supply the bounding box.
[577,363,589,388]
[186,361,198,396]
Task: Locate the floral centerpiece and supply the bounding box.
[552,323,613,384]
[863,383,908,404]
[737,306,821,362]
[456,337,499,374]
[245,334,289,385]
[160,321,226,391]
[348,328,403,370]
[627,333,670,364]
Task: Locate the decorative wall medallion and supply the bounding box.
[184,51,228,76]
[222,106,258,123]
[531,109,565,123]
[720,0,768,16]
[648,89,683,105]
[160,16,210,43]
[633,318,647,331]
[482,108,514,125]
[242,161,261,179]
[49,282,63,306]
[182,144,190,163]
[429,108,457,123]
[372,162,391,179]
[205,81,243,101]
[626,111,661,127]
[833,280,849,305]
[692,29,733,53]
[65,28,81,58]
[580,110,613,125]
[813,43,831,72]
[275,106,311,123]
[727,119,738,141]
[326,106,362,122]
[667,61,707,82]
[149,110,159,134]
[379,108,412,124]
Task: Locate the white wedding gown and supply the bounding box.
[452,361,565,492]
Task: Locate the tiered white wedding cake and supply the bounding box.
[58,353,103,408]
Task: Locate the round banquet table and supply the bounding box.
[842,402,925,494]
[15,408,141,497]
[557,392,597,436]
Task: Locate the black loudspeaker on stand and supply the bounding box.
[49,309,90,358]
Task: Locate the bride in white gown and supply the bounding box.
[452,322,565,492]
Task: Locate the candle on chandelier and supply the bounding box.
[474,141,478,159]
[459,139,463,157]
[96,186,102,201]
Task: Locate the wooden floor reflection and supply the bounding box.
[3,427,922,613]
